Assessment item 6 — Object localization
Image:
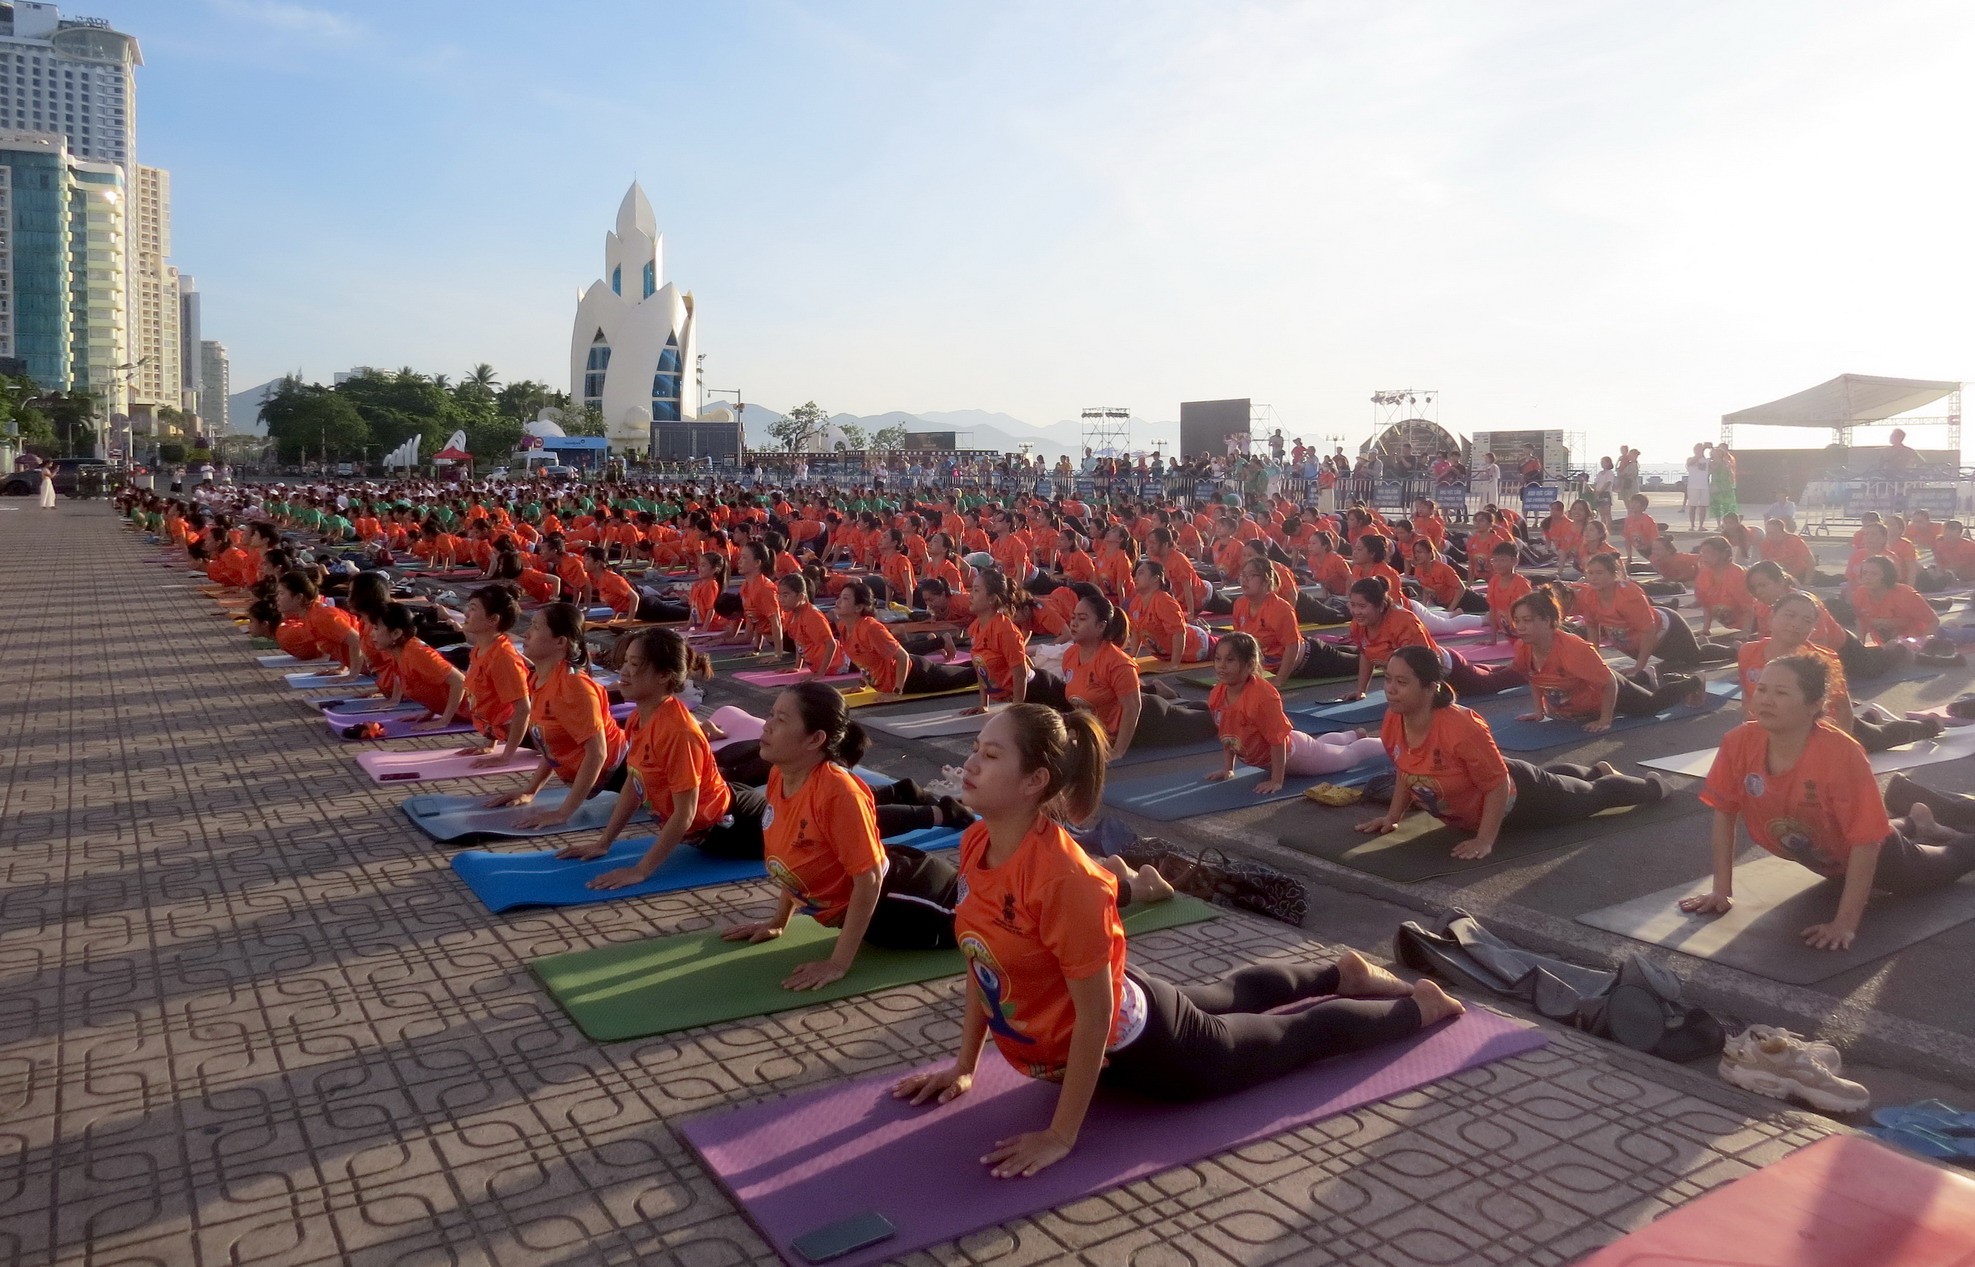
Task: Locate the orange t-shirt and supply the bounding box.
[1513,630,1613,719]
[1379,704,1511,832]
[555,555,590,601]
[784,601,845,675]
[302,600,359,668]
[1486,572,1533,634]
[953,817,1129,1082]
[1751,593,1847,649]
[1622,512,1660,553]
[392,638,457,714]
[274,618,317,662]
[1695,562,1754,627]
[595,568,638,618]
[624,694,730,834]
[464,637,530,740]
[1413,559,1467,609]
[990,533,1031,578]
[359,625,401,695]
[740,573,780,635]
[688,577,725,627]
[1573,580,1663,654]
[531,662,627,785]
[1209,676,1293,769]
[842,614,906,692]
[763,762,885,926]
[1350,560,1406,600]
[1131,589,1201,661]
[1060,640,1141,740]
[517,568,559,604]
[968,611,1028,698]
[1350,604,1436,665]
[1308,552,1351,598]
[1233,593,1302,667]
[1763,532,1816,578]
[1701,720,1890,876]
[1057,550,1098,586]
[1850,583,1937,644]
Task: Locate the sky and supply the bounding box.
[101,0,1975,461]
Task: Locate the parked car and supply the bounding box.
[543,465,576,481]
[487,466,511,481]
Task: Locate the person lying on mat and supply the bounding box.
[1684,655,1975,951]
[1848,556,1962,663]
[1355,646,1671,860]
[776,572,849,680]
[1206,633,1383,794]
[893,703,1463,1177]
[275,568,363,673]
[452,584,534,765]
[560,627,768,889]
[959,569,1031,715]
[1027,586,1215,759]
[365,603,468,730]
[1573,550,1733,677]
[1336,577,1523,705]
[736,542,783,653]
[1511,586,1704,733]
[837,580,979,703]
[484,602,630,829]
[1123,559,1212,673]
[339,572,400,703]
[1739,592,1942,753]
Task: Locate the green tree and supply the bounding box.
[12,406,57,456]
[157,441,186,464]
[336,368,456,458]
[835,422,867,452]
[871,423,910,452]
[559,403,608,437]
[496,378,556,423]
[261,377,371,463]
[465,362,500,391]
[42,389,99,456]
[771,401,828,453]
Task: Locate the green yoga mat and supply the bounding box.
[534,896,1220,1041]
[1280,796,1700,883]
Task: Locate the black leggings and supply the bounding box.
[1200,590,1234,616]
[1297,594,1350,624]
[863,845,963,950]
[1102,963,1423,1102]
[1612,670,1700,716]
[636,594,691,622]
[1878,826,1975,896]
[1838,631,1907,681]
[1502,759,1664,828]
[1648,613,1737,668]
[688,780,768,859]
[1638,579,1685,597]
[902,655,978,695]
[1027,671,1220,748]
[1851,714,1937,753]
[1290,636,1359,679]
[1444,650,1526,697]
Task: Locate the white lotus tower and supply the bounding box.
[569,183,699,454]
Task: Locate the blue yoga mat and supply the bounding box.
[1103,757,1390,821]
[452,825,963,913]
[401,787,647,843]
[1482,679,1739,752]
[288,670,375,691]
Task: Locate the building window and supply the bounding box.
[583,332,609,404]
[610,265,620,296]
[642,260,655,298]
[651,334,681,422]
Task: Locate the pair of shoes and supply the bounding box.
[1718,1025,1867,1113]
[1303,783,1364,806]
[923,765,966,798]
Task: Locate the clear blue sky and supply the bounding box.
[99,0,1975,459]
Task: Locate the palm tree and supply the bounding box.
[431,373,452,391]
[394,366,425,384]
[466,363,499,390]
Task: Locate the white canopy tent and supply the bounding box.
[1721,373,1962,446]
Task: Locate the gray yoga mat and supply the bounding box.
[1576,853,1975,985]
[1641,725,1975,780]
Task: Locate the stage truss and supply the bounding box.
[1081,406,1131,459]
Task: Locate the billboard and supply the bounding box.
[1472,430,1570,479]
[1179,399,1250,462]
[902,431,957,450]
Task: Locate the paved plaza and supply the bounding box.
[0,501,1913,1267]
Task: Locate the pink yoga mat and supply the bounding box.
[683,1008,1543,1267]
[355,749,541,783]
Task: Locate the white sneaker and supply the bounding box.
[1719,1026,1868,1113]
[924,765,966,798]
[1738,1024,1843,1071]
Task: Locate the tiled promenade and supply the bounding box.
[1,503,1840,1266]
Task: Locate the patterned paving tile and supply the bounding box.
[0,507,1841,1267]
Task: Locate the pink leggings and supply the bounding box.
[1282,730,1386,776]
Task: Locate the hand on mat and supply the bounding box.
[1254,776,1284,795]
[484,790,534,809]
[451,742,491,757]
[893,1066,973,1107]
[1449,836,1495,860]
[1516,712,1543,723]
[586,864,651,891]
[470,751,518,768]
[1355,816,1397,835]
[512,805,570,829]
[984,1129,1076,1179]
[782,959,849,991]
[1679,891,1734,916]
[720,921,784,943]
[1583,718,1614,734]
[406,712,447,730]
[957,704,990,717]
[1335,692,1366,704]
[1204,770,1232,783]
[1801,920,1858,951]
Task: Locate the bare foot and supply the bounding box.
[1907,801,1955,844]
[1592,760,1618,779]
[1334,949,1413,998]
[1145,677,1178,700]
[1130,864,1175,905]
[1412,979,1466,1026]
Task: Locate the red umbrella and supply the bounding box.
[433,446,472,462]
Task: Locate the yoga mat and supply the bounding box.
[1282,795,1694,883]
[286,670,374,691]
[1576,853,1975,985]
[534,896,1219,1042]
[862,705,1001,739]
[1182,671,1355,692]
[354,748,540,784]
[1484,680,1739,753]
[400,787,647,843]
[258,653,326,669]
[325,712,475,742]
[731,667,864,688]
[840,684,978,710]
[456,825,964,913]
[319,699,423,725]
[682,1009,1544,1267]
[1641,723,1975,780]
[1104,757,1391,821]
[1107,736,1226,769]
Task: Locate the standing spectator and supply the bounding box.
[1710,441,1740,523]
[1270,428,1286,461]
[1684,443,1711,532]
[1592,456,1616,523]
[1518,447,1543,493]
[1616,447,1640,504]
[1474,450,1501,511]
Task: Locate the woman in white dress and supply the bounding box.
[37,465,56,509]
[1474,451,1502,513]
[1685,443,1711,532]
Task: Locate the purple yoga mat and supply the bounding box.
[328,700,634,743]
[354,748,540,783]
[683,1007,1543,1267]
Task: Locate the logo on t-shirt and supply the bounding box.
[958,933,1035,1046]
[1744,773,1767,797]
[761,804,776,829]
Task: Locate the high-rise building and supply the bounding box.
[568,182,703,457]
[178,267,198,418]
[198,338,226,437]
[0,4,140,172]
[0,128,123,425]
[128,161,178,436]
